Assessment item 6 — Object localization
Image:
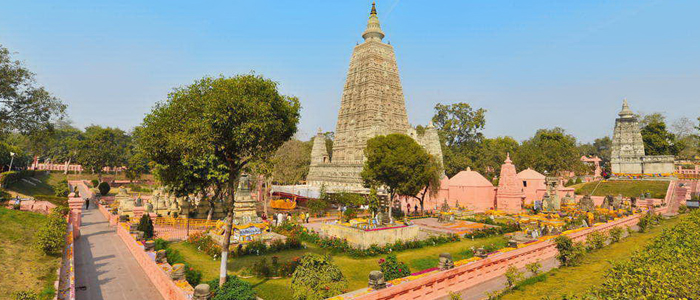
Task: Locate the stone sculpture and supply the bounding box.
[144,240,155,251]
[193,284,211,300]
[368,270,386,290]
[438,253,454,270]
[156,250,167,263]
[170,263,186,281]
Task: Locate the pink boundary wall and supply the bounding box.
[343,214,647,300]
[97,203,191,300]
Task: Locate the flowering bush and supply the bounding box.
[187,232,221,258]
[379,254,411,281]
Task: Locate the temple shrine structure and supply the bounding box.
[399,156,574,214]
[306,3,442,190]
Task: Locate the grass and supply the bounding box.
[498,215,683,300]
[572,180,669,198]
[0,208,62,299]
[5,172,56,197]
[171,235,508,300]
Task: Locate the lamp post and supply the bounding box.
[8,152,15,171]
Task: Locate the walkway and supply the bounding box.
[74,202,163,300]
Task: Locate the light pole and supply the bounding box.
[8,152,15,171]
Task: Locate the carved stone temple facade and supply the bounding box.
[307,3,442,189]
[610,100,674,175]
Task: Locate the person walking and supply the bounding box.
[84,198,90,210]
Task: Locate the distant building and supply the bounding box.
[307,3,442,190]
[610,100,674,174]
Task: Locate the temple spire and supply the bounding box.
[362,2,385,42]
[618,98,634,118]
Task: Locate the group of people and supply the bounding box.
[264,211,312,226]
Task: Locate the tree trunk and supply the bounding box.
[263,177,272,217]
[388,192,394,223]
[64,157,71,175]
[207,201,214,221]
[219,172,237,287]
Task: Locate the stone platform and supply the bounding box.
[319,223,420,249]
[412,218,495,236]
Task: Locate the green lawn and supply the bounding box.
[499,215,683,300]
[0,208,62,299]
[171,235,508,300]
[6,172,56,197]
[573,180,669,198]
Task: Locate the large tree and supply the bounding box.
[514,128,586,175]
[272,139,312,184]
[0,44,65,134]
[431,102,487,177]
[361,134,436,220]
[75,125,130,180]
[140,74,300,286]
[641,116,682,156]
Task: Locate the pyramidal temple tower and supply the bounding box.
[307,3,443,189]
[610,99,674,175]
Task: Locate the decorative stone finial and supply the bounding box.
[618,98,634,118]
[362,2,385,41]
[504,152,512,164]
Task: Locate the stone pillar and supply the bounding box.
[368,270,386,290]
[193,284,211,300]
[67,193,84,238]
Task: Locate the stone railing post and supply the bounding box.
[133,206,145,222]
[68,193,84,238]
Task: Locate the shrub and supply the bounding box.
[504,265,522,288]
[252,258,272,277]
[185,266,202,286]
[98,182,111,195]
[586,231,607,251]
[379,254,411,281]
[35,214,67,254]
[291,253,347,300]
[565,178,575,187]
[342,207,357,222]
[164,247,202,286]
[678,204,689,214]
[449,291,462,300]
[245,240,268,256]
[525,261,542,275]
[554,235,586,267]
[52,205,70,217]
[12,291,38,300]
[307,198,329,217]
[186,232,221,258]
[136,214,154,239]
[53,179,71,197]
[207,275,256,300]
[574,177,583,184]
[154,238,170,251]
[90,179,99,187]
[609,227,623,243]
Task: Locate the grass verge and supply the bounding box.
[0,208,62,300]
[573,180,669,198]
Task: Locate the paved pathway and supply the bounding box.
[74,202,163,300]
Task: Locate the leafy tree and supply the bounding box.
[514,128,586,175]
[75,125,130,181]
[432,103,486,148]
[641,117,682,156]
[401,155,441,214]
[307,198,329,217]
[554,235,586,266]
[140,74,300,286]
[379,254,411,281]
[361,134,433,221]
[367,187,381,220]
[470,136,519,178]
[291,253,347,300]
[525,261,541,275]
[124,126,150,181]
[0,44,65,134]
[272,139,311,185]
[0,141,30,171]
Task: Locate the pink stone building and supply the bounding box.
[400,158,575,214]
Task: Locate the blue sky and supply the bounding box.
[1,0,698,142]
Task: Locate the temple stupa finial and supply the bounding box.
[505,152,512,164]
[362,2,385,42]
[618,98,634,118]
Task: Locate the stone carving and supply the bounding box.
[474,247,488,258]
[438,253,454,270]
[306,3,442,189]
[611,100,674,174]
[170,263,186,281]
[144,240,155,251]
[368,270,386,290]
[578,195,595,212]
[156,250,167,263]
[193,284,211,300]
